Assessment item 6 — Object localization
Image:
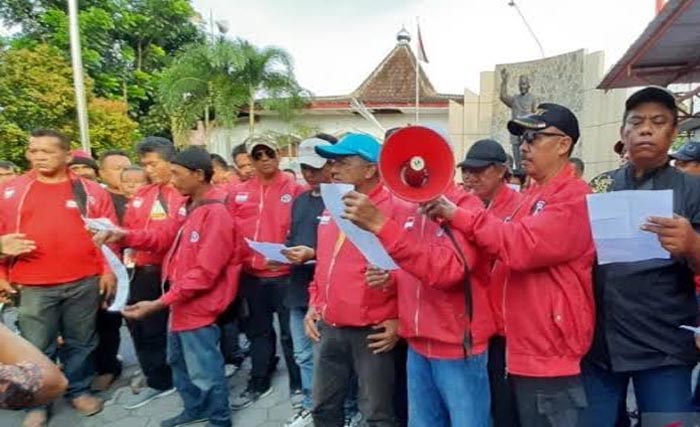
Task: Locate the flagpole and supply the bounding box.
[415,16,420,124]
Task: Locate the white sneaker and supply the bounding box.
[124,387,176,409]
[224,363,241,378]
[344,412,362,427]
[285,409,313,427]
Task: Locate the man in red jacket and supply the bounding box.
[302,133,414,427]
[121,137,187,408]
[95,147,241,427]
[426,104,595,427]
[0,129,117,427]
[228,135,304,409]
[458,139,523,427]
[342,131,499,427]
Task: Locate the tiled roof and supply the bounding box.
[308,42,462,108]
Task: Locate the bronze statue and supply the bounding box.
[500,68,536,169]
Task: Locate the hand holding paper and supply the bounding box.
[586,190,673,264]
[641,215,700,259]
[320,184,398,270]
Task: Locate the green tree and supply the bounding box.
[0,0,203,136]
[233,39,307,134]
[158,39,247,135]
[158,38,308,138]
[0,44,139,165]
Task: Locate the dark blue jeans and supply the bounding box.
[167,325,230,427]
[407,347,490,427]
[18,277,100,399]
[579,361,694,427]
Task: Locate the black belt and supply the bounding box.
[134,265,161,274]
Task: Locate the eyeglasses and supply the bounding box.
[252,147,276,161]
[519,130,568,145]
[461,165,490,176]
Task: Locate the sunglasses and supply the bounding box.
[519,129,568,145]
[252,147,276,161]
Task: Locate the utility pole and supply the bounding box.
[68,0,90,152]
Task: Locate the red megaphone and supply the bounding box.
[379,126,455,203]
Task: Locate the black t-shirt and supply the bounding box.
[586,163,700,372]
[285,190,325,309]
[109,192,129,225]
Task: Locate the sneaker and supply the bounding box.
[22,409,48,427]
[230,385,273,410]
[344,412,362,427]
[91,373,117,392]
[285,408,313,427]
[290,389,304,410]
[124,387,176,410]
[130,372,147,394]
[224,363,241,378]
[71,394,104,416]
[160,411,207,427]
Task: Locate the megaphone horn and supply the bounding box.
[379,126,455,203]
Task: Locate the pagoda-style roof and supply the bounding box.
[307,32,462,110]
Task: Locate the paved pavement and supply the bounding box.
[0,323,295,427]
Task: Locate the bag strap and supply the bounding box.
[71,179,88,217]
[157,190,169,215]
[440,224,474,356]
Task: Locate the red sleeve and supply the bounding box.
[377,218,469,290]
[124,217,180,254]
[452,189,593,272]
[160,208,235,306]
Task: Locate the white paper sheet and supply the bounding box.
[84,217,124,233]
[320,183,398,270]
[245,239,291,264]
[83,217,130,311]
[586,190,673,264]
[101,246,130,312]
[680,325,700,335]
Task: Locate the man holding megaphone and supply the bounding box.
[422,104,595,427]
[344,127,496,427]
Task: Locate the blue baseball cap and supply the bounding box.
[315,133,381,163]
[670,141,700,162]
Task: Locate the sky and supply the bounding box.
[191,0,656,96]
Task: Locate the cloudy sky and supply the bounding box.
[191,0,656,96]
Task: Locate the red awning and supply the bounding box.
[599,0,700,89]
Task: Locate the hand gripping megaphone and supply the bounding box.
[379,126,455,203]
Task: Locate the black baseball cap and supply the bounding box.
[172,146,213,176]
[507,103,580,143]
[457,139,507,169]
[625,86,677,116]
[670,141,700,162]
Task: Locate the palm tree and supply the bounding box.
[233,39,307,135]
[158,39,247,135]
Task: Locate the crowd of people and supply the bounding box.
[0,84,699,427]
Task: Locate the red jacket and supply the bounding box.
[0,171,117,281]
[377,184,495,359]
[227,171,305,278]
[122,184,187,267]
[451,164,595,377]
[476,184,523,335]
[309,184,414,327]
[125,187,243,332]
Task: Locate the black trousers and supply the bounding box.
[126,266,172,391]
[488,336,520,427]
[393,340,408,427]
[95,308,122,376]
[510,374,587,427]
[312,322,396,427]
[241,274,301,391]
